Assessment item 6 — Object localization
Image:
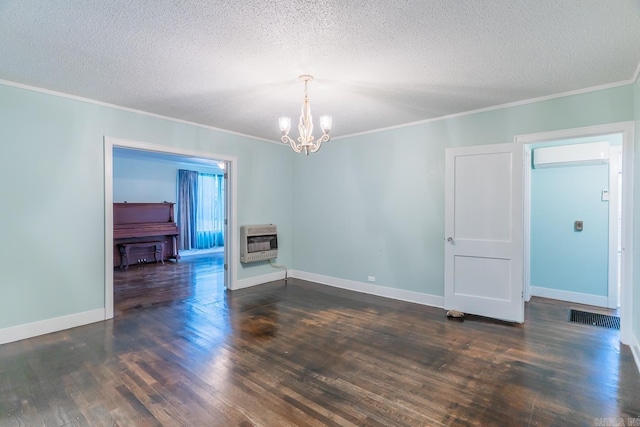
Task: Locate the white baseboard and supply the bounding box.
[289,270,444,308]
[0,308,105,345]
[530,286,608,307]
[230,270,444,310]
[232,271,286,291]
[630,333,640,374]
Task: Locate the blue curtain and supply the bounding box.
[195,173,225,248]
[177,170,198,250]
[178,170,225,250]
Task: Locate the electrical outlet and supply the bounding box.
[368,276,375,282]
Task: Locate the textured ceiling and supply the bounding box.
[1,1,639,142]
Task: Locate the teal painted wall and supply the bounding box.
[530,164,609,296]
[0,83,293,329]
[292,85,635,297]
[0,78,637,334]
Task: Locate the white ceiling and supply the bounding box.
[1,1,639,142]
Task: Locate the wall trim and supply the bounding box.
[1,74,635,146]
[522,147,532,302]
[0,78,278,145]
[289,270,444,308]
[0,309,105,345]
[608,145,623,308]
[333,80,635,141]
[530,286,608,308]
[234,271,286,290]
[630,332,640,374]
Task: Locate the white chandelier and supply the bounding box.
[279,75,332,155]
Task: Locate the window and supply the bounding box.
[178,170,225,250]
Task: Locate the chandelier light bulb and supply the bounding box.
[279,116,291,133]
[319,115,332,133]
[279,75,332,155]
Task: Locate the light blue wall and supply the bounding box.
[530,164,609,296]
[0,83,293,330]
[292,85,634,297]
[113,155,222,203]
[0,78,637,334]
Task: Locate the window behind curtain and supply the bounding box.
[195,173,225,249]
[178,170,224,251]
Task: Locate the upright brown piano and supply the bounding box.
[113,202,180,268]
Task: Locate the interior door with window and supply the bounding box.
[444,142,524,323]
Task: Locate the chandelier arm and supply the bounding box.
[281,135,303,153]
[309,133,330,153]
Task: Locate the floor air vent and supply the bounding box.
[569,309,620,330]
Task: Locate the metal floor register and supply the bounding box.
[569,309,620,330]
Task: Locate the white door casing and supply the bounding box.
[608,145,622,309]
[223,161,230,290]
[444,143,524,323]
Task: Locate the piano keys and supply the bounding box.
[113,202,180,267]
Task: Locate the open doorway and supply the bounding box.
[526,136,621,308]
[104,136,237,319]
[516,122,634,345]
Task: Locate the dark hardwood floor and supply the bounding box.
[1,256,639,426]
[113,251,225,316]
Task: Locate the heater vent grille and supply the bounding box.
[569,309,620,330]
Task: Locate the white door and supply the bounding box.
[444,143,524,323]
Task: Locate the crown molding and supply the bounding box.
[0,78,281,145]
[334,78,637,141]
[2,67,639,146]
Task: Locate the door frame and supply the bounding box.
[103,136,238,320]
[609,145,623,309]
[515,122,635,345]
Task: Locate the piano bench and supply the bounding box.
[118,241,166,269]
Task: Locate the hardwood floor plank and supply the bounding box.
[114,362,190,426]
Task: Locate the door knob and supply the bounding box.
[447,237,454,243]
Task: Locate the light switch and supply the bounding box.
[602,190,609,201]
[574,220,583,232]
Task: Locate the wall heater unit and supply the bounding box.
[240,224,278,263]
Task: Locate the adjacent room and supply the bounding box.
[112,148,227,314]
[1,1,640,425]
